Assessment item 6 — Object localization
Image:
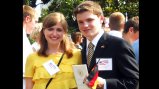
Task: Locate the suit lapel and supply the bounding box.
[81,37,87,64]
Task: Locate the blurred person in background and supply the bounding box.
[71,31,83,49]
[123,16,139,64]
[104,17,110,33]
[30,23,42,52]
[23,5,38,89]
[108,12,125,38]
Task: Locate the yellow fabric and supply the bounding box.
[92,79,99,89]
[24,49,82,89]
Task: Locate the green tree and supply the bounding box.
[94,0,139,18]
[40,0,85,34]
[24,0,138,41]
[38,0,138,34]
[23,0,30,5]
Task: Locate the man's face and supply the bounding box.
[26,16,38,34]
[76,11,104,41]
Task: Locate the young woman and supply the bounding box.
[25,12,82,89]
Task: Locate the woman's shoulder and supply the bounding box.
[75,44,82,49]
[72,48,81,52]
[72,48,81,57]
[27,52,39,59]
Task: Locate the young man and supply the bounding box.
[73,1,139,89]
[23,5,38,89]
[123,16,139,64]
[108,12,126,38]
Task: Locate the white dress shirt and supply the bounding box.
[108,30,123,38]
[23,28,33,76]
[86,29,107,89]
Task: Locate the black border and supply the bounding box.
[0,0,23,88]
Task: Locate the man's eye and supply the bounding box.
[87,18,93,22]
[78,21,83,24]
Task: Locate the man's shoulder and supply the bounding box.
[102,33,131,49]
[103,33,124,43]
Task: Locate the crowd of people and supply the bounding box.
[23,1,139,89]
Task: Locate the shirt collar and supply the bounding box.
[108,30,123,38]
[87,29,104,49]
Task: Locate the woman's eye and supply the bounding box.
[57,28,63,32]
[47,28,54,31]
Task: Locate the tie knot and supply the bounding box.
[88,42,94,49]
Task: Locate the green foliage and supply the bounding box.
[98,0,139,18]
[23,0,30,5]
[39,0,139,34]
[28,36,35,44]
[40,0,85,34]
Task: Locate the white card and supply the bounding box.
[72,64,90,89]
[96,58,112,71]
[43,60,60,76]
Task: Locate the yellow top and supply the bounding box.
[24,49,82,89]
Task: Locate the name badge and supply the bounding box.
[43,60,60,76]
[96,58,112,71]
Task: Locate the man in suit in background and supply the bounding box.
[73,1,139,89]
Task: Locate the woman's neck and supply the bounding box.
[47,44,63,55]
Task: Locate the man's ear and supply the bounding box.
[99,15,105,24]
[129,27,134,33]
[25,16,31,22]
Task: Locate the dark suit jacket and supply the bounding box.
[81,32,139,89]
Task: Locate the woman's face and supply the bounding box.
[43,22,65,46]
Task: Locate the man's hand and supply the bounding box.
[83,76,92,88]
[96,77,105,89]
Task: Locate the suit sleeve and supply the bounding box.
[106,40,139,89]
